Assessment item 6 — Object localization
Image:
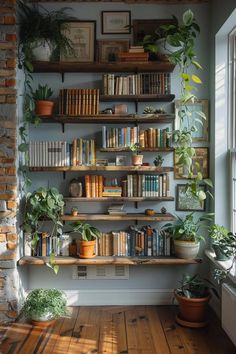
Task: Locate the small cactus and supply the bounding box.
[161,206,167,214]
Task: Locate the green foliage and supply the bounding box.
[163,212,213,243]
[175,273,209,298]
[153,155,164,166]
[22,288,67,319]
[32,84,53,101]
[130,143,141,155]
[70,221,101,242]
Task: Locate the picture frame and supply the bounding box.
[116,156,126,166]
[174,147,209,179]
[133,19,176,45]
[176,184,206,211]
[175,99,209,142]
[60,21,96,62]
[101,11,131,34]
[98,39,130,63]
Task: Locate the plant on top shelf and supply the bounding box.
[153,154,164,167]
[70,221,101,259]
[163,212,212,259]
[23,187,64,274]
[130,143,143,166]
[32,84,54,116]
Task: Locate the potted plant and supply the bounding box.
[22,288,67,326]
[163,212,212,259]
[17,0,74,70]
[32,84,54,116]
[70,221,101,259]
[153,154,164,167]
[208,224,231,261]
[71,207,79,217]
[174,273,211,327]
[130,143,143,166]
[23,187,64,273]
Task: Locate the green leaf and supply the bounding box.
[197,190,206,201]
[192,74,202,84]
[18,143,29,152]
[183,9,194,26]
[181,73,190,81]
[195,111,206,120]
[192,60,203,70]
[204,178,213,187]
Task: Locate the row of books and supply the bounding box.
[59,88,100,116]
[25,233,61,257]
[97,226,172,257]
[102,73,171,96]
[122,174,170,197]
[28,139,96,167]
[139,127,170,148]
[102,126,139,148]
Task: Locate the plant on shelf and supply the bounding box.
[163,212,212,259]
[208,224,231,261]
[22,288,67,326]
[23,187,64,274]
[143,106,166,114]
[130,143,143,166]
[174,273,211,327]
[70,221,101,259]
[32,84,54,116]
[153,154,164,167]
[17,0,74,71]
[71,207,79,217]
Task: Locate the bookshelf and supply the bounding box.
[61,213,175,222]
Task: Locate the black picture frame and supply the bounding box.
[101,11,131,34]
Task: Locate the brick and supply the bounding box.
[0,193,15,200]
[5,34,16,42]
[0,303,8,311]
[7,201,16,209]
[0,159,15,166]
[0,43,15,50]
[0,278,5,288]
[0,120,16,128]
[5,79,15,87]
[0,251,16,260]
[0,234,6,242]
[7,241,16,250]
[6,185,16,192]
[6,58,15,69]
[0,185,6,191]
[6,233,17,242]
[0,96,6,103]
[0,7,14,14]
[0,61,6,68]
[4,16,15,25]
[0,226,15,233]
[0,260,15,268]
[0,211,16,219]
[6,96,16,104]
[0,168,5,174]
[0,137,16,148]
[0,69,14,77]
[0,200,6,211]
[7,310,17,319]
[5,167,15,175]
[0,88,15,95]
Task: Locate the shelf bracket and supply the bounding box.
[63,171,66,180]
[135,99,138,114]
[61,72,65,83]
[62,123,65,133]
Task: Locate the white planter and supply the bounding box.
[30,311,54,322]
[174,240,200,259]
[31,40,53,62]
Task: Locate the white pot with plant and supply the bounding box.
[130,143,143,166]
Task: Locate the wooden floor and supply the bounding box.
[0,306,235,354]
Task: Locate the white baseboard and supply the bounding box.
[64,288,175,306]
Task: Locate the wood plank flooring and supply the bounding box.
[0,306,235,354]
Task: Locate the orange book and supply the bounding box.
[98,175,103,197]
[91,175,96,197]
[85,175,91,198]
[96,89,100,114]
[78,89,82,115]
[41,232,48,257]
[81,89,85,115]
[72,139,77,166]
[95,175,99,197]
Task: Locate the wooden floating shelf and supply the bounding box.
[64,196,174,202]
[18,256,202,266]
[61,213,175,221]
[28,166,174,172]
[39,113,175,124]
[32,61,175,74]
[100,94,175,102]
[100,147,174,152]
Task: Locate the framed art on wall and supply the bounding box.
[176,184,206,211]
[174,147,209,179]
[133,19,176,45]
[175,99,209,142]
[98,39,130,63]
[60,21,96,62]
[101,11,131,34]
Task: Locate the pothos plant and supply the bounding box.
[158,9,213,202]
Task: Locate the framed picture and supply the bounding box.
[98,39,130,63]
[133,19,176,45]
[174,147,209,179]
[175,100,209,142]
[116,156,126,166]
[176,184,206,211]
[60,21,96,62]
[101,11,131,34]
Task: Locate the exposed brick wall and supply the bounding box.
[0,0,18,323]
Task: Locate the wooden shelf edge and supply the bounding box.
[64,197,174,202]
[18,256,202,266]
[100,94,175,102]
[28,166,174,172]
[100,147,174,152]
[61,213,175,221]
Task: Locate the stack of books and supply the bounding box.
[59,88,100,115]
[118,50,149,62]
[108,204,127,215]
[102,186,122,197]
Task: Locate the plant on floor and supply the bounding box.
[70,221,101,258]
[22,288,67,324]
[23,187,64,274]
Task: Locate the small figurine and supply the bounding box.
[161,206,167,214]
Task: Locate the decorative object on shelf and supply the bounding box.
[163,212,212,259]
[101,108,113,114]
[23,187,64,274]
[69,179,83,197]
[145,209,155,216]
[174,148,209,179]
[114,104,128,114]
[208,224,231,261]
[22,288,67,326]
[143,106,166,114]
[174,274,211,328]
[101,11,131,34]
[17,0,74,69]
[116,156,126,166]
[176,184,206,211]
[70,221,101,259]
[153,154,164,167]
[60,21,96,62]
[175,99,209,142]
[161,206,167,214]
[98,39,130,63]
[71,207,79,217]
[95,159,108,166]
[130,143,143,166]
[32,84,54,116]
[69,239,77,257]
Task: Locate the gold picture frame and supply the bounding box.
[98,39,130,63]
[174,147,209,179]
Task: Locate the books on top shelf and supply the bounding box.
[59,88,100,116]
[102,73,170,96]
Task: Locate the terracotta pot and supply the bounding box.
[132,154,143,166]
[35,100,54,116]
[72,211,78,217]
[79,239,96,258]
[174,240,200,259]
[175,291,211,323]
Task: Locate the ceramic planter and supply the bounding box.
[79,239,96,258]
[31,40,53,62]
[35,100,54,116]
[174,240,200,259]
[132,154,143,166]
[212,244,230,261]
[30,311,56,327]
